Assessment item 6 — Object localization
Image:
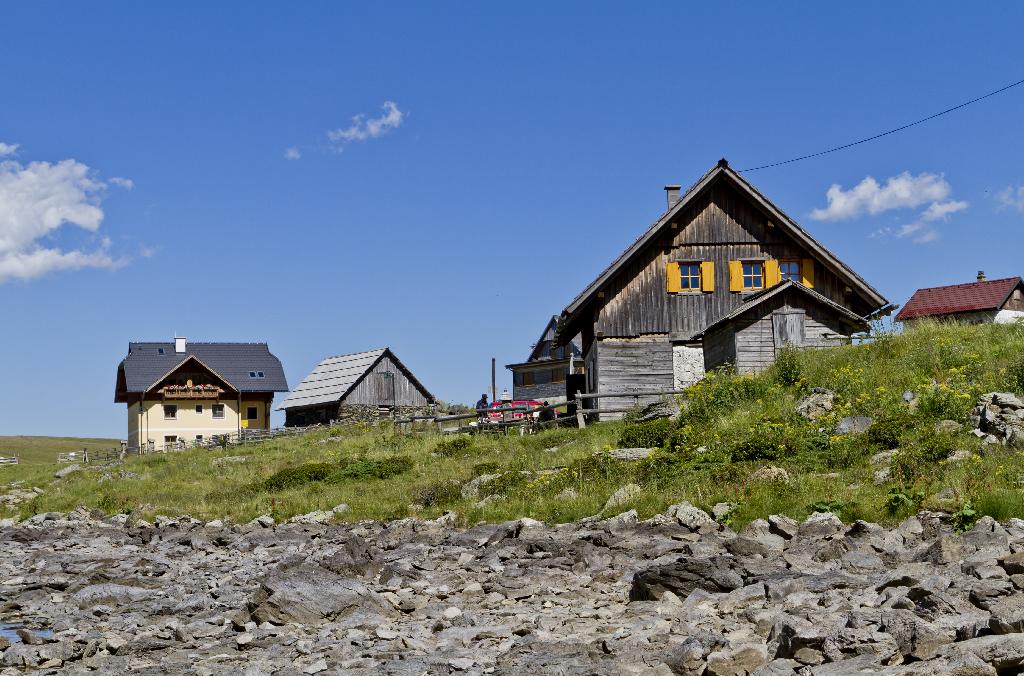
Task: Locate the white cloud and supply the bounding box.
[284,146,301,160]
[913,230,940,244]
[810,172,952,221]
[327,101,404,145]
[920,199,967,221]
[0,143,18,157]
[0,146,126,283]
[996,185,1024,212]
[109,176,134,189]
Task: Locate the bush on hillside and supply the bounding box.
[770,345,803,387]
[1006,353,1024,394]
[435,435,473,457]
[916,383,973,422]
[264,463,335,491]
[335,456,413,481]
[890,430,961,483]
[415,479,463,507]
[618,417,674,449]
[867,408,914,450]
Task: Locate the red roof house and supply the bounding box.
[895,274,1024,323]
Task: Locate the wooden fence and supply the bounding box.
[51,390,687,463]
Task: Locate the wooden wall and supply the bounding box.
[706,289,856,373]
[342,354,431,407]
[594,180,870,339]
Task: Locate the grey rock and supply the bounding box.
[666,501,716,531]
[795,388,835,420]
[750,465,789,483]
[249,564,396,624]
[606,447,655,461]
[706,643,768,676]
[835,415,873,435]
[54,463,81,479]
[603,483,641,512]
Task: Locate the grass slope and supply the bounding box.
[3,320,1024,528]
[0,436,120,465]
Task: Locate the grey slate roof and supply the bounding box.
[116,342,288,401]
[277,347,433,411]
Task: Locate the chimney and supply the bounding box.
[174,336,187,353]
[977,271,987,282]
[664,184,681,210]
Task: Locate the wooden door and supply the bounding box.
[772,310,806,351]
[376,372,396,406]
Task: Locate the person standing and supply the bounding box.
[475,393,489,419]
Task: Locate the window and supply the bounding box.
[195,404,203,414]
[522,371,535,386]
[157,348,165,355]
[742,262,764,290]
[679,263,702,291]
[249,371,265,379]
[247,406,259,420]
[779,260,801,283]
[164,435,177,445]
[195,435,204,443]
[212,404,225,419]
[163,404,177,420]
[551,368,565,383]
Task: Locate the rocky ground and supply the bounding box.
[1,505,1024,675]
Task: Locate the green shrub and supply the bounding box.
[771,345,803,387]
[916,384,973,422]
[867,408,913,450]
[415,479,463,507]
[435,435,473,457]
[335,456,413,481]
[951,502,978,532]
[889,430,959,483]
[618,417,674,449]
[682,370,770,424]
[264,463,335,491]
[1006,354,1024,394]
[472,461,500,476]
[885,487,925,517]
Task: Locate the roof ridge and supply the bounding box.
[319,347,388,361]
[906,276,1021,293]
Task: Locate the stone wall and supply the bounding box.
[672,343,705,390]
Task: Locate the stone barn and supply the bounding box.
[279,348,434,426]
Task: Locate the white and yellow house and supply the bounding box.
[114,337,288,451]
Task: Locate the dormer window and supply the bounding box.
[158,348,165,355]
[249,371,265,378]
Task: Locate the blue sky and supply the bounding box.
[1,3,1023,437]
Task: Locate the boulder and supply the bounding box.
[54,464,81,479]
[605,448,655,461]
[633,399,682,422]
[629,556,743,601]
[249,564,396,624]
[795,388,835,420]
[603,484,641,512]
[706,644,768,676]
[666,501,716,531]
[835,416,872,435]
[750,465,789,483]
[939,634,1024,671]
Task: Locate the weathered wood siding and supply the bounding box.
[343,354,430,406]
[595,180,869,339]
[511,361,570,401]
[730,292,854,373]
[703,325,737,372]
[594,337,674,419]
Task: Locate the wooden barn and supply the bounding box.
[278,347,434,426]
[555,159,890,417]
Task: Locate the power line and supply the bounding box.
[739,76,1024,172]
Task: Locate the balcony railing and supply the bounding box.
[159,384,225,399]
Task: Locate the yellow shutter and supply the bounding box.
[801,259,815,288]
[700,261,715,292]
[728,260,743,292]
[765,259,781,287]
[666,261,682,293]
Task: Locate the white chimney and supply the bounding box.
[174,336,187,353]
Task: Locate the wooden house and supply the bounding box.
[114,337,288,451]
[895,273,1024,325]
[279,347,434,426]
[555,159,890,416]
[505,316,583,402]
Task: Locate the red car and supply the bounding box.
[488,400,545,421]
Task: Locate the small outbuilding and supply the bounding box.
[895,273,1024,325]
[505,316,583,402]
[279,347,434,426]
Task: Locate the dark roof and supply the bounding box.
[698,280,868,336]
[277,347,434,410]
[116,342,288,401]
[505,316,583,369]
[895,277,1023,321]
[557,159,889,341]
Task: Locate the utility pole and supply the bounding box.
[491,358,496,403]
